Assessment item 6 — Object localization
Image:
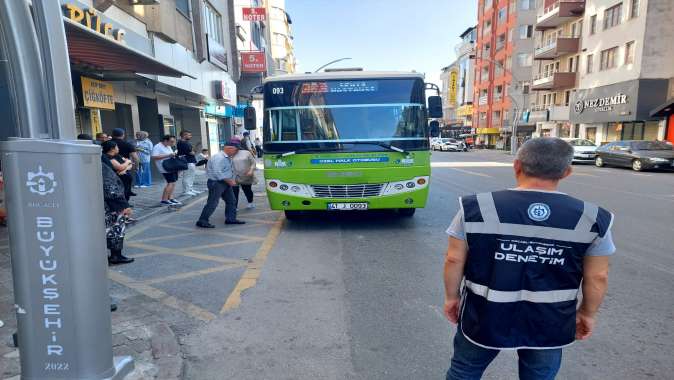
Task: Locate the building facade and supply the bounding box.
[455,27,478,129]
[530,0,585,138]
[59,0,239,156]
[440,63,459,129]
[473,0,536,148]
[266,0,296,75]
[568,0,674,144]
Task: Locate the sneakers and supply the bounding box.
[225,220,246,225]
[185,190,200,196]
[169,199,182,205]
[196,221,215,228]
[246,203,256,209]
[160,200,173,206]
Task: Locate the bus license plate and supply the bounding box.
[327,203,368,211]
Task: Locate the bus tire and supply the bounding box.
[398,208,416,217]
[284,210,301,220]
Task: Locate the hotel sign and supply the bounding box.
[81,77,115,110]
[242,7,267,21]
[448,70,458,106]
[241,51,266,73]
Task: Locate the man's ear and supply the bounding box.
[513,159,522,176]
[561,165,573,179]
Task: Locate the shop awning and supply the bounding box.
[64,18,194,78]
[650,98,674,117]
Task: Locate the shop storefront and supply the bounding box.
[570,79,669,145]
[650,98,674,145]
[475,128,500,148]
[204,103,236,155]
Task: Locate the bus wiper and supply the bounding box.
[341,141,410,155]
[275,147,341,158]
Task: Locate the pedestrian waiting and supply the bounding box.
[152,135,181,206]
[134,131,153,187]
[196,141,245,228]
[101,157,134,265]
[443,137,615,380]
[178,130,201,197]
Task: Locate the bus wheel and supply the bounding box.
[284,210,302,220]
[398,208,416,217]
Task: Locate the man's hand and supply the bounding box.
[576,311,595,340]
[122,208,133,217]
[444,296,461,324]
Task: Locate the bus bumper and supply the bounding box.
[266,187,429,211]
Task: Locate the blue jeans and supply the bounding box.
[447,329,562,380]
[136,161,152,186]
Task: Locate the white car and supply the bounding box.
[563,138,597,163]
[433,138,465,152]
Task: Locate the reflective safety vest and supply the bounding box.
[459,190,613,350]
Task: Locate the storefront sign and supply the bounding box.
[242,7,267,21]
[62,3,125,42]
[456,105,473,117]
[90,109,102,134]
[241,51,266,73]
[81,77,114,110]
[448,70,458,106]
[574,93,628,114]
[476,128,500,134]
[214,78,236,105]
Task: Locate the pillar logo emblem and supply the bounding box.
[26,166,57,196]
[528,203,551,222]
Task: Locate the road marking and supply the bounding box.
[220,214,285,314]
[143,262,248,285]
[572,172,598,177]
[449,168,493,178]
[108,271,216,322]
[125,196,206,239]
[432,161,512,168]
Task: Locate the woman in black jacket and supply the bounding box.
[102,162,135,265]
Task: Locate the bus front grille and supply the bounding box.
[311,184,384,198]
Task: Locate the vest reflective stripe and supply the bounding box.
[464,221,597,243]
[574,201,598,233]
[476,192,498,222]
[465,280,579,303]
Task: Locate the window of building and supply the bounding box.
[509,0,517,14]
[625,41,635,64]
[630,0,640,18]
[565,90,571,106]
[519,0,533,10]
[590,15,597,35]
[496,34,506,50]
[495,85,503,99]
[203,2,223,44]
[571,20,583,37]
[522,83,530,94]
[484,0,493,10]
[604,3,623,30]
[498,7,507,24]
[517,53,532,67]
[508,28,513,42]
[176,0,190,17]
[519,25,533,39]
[493,111,502,125]
[569,56,575,72]
[600,47,618,70]
[586,54,594,73]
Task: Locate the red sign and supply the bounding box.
[301,82,329,94]
[240,51,266,73]
[242,7,266,21]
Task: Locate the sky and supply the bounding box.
[285,0,478,86]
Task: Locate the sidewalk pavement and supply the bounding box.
[0,170,219,380]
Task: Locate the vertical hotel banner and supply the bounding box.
[240,51,266,73]
[81,77,114,110]
[448,70,458,106]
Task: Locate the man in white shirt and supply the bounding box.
[151,135,179,206]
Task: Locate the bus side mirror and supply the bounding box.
[427,96,443,118]
[244,107,257,130]
[429,120,440,138]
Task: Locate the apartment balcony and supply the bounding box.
[534,36,580,60]
[528,105,571,122]
[478,95,489,106]
[455,41,475,58]
[531,71,576,91]
[536,0,585,30]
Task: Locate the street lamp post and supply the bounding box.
[469,54,523,154]
[314,57,352,73]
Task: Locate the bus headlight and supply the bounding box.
[382,176,429,196]
[266,180,312,197]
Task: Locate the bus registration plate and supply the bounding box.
[327,203,368,211]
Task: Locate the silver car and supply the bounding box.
[563,138,597,163]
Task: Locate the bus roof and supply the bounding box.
[263,71,425,83]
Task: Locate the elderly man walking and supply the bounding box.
[196,142,245,228]
[443,138,615,380]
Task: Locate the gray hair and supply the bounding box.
[515,137,573,180]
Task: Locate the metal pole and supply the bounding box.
[511,107,520,155]
[0,0,50,138]
[32,0,77,140]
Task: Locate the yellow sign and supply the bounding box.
[457,105,474,117]
[81,77,115,110]
[448,70,458,106]
[90,109,102,134]
[63,4,125,42]
[476,128,500,134]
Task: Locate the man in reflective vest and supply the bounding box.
[443,137,615,380]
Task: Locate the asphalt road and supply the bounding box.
[183,150,674,380]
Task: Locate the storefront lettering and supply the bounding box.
[63,4,125,42]
[575,93,628,114]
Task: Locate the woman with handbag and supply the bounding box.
[231,137,258,209]
[151,135,182,206]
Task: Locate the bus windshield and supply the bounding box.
[263,78,427,153]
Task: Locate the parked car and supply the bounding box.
[433,138,465,152]
[595,140,674,171]
[563,138,598,163]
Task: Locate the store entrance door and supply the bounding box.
[100,102,133,136]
